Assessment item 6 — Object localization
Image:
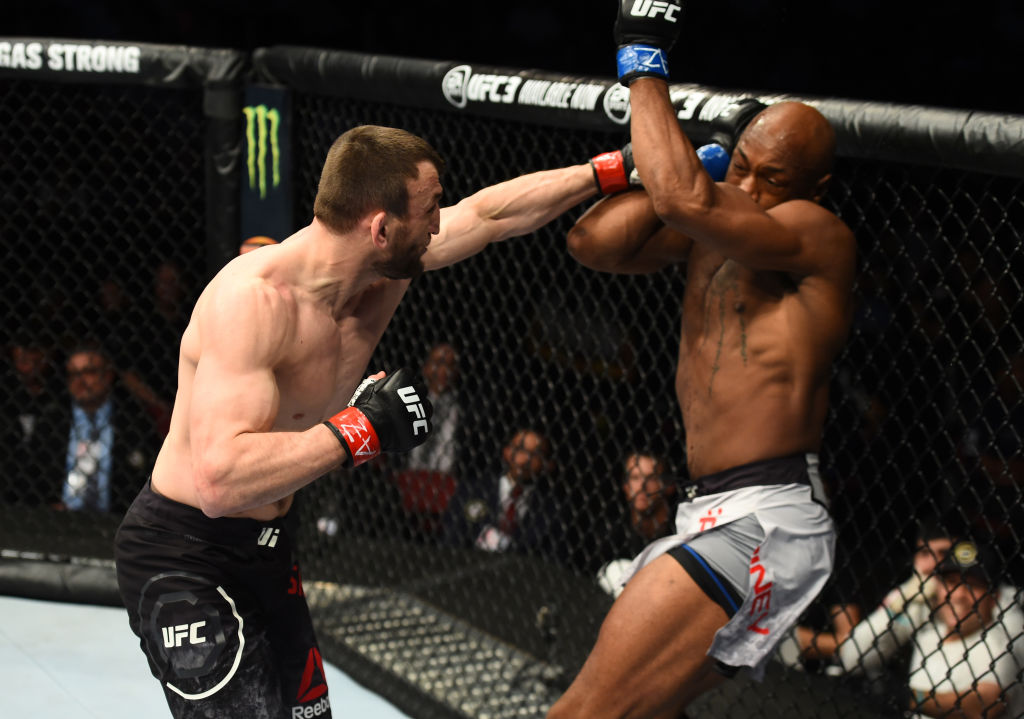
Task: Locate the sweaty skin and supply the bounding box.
[151,161,597,521]
[552,85,856,719]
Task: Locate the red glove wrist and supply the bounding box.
[323,406,381,466]
[590,151,629,194]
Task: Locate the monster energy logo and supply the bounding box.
[243,104,280,199]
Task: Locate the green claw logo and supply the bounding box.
[243,104,281,199]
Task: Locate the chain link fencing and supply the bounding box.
[1,40,1022,719]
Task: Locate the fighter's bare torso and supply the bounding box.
[151,236,406,520]
[676,236,852,479]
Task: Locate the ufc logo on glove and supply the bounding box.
[324,367,434,466]
[629,0,680,21]
[616,0,684,85]
[397,386,429,436]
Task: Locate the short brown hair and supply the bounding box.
[313,125,445,234]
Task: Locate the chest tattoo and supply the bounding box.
[705,264,748,396]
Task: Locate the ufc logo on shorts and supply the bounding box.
[397,386,429,436]
[629,0,680,21]
[162,621,207,648]
[258,527,280,547]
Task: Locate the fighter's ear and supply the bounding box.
[369,211,388,248]
[812,173,832,204]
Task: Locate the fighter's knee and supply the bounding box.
[548,689,626,719]
[566,223,615,272]
[546,698,577,719]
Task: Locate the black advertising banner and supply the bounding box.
[239,84,293,248]
[253,45,1024,178]
[0,37,246,88]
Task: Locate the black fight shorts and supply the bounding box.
[114,480,331,718]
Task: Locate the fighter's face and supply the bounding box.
[373,161,442,280]
[725,137,806,211]
[374,220,428,280]
[724,112,827,210]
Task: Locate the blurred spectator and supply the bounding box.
[90,275,172,436]
[93,275,140,371]
[444,427,560,555]
[1,334,62,409]
[957,248,1023,355]
[239,235,278,254]
[0,334,63,502]
[775,555,864,671]
[597,451,677,598]
[961,352,1024,488]
[391,342,462,539]
[778,521,953,673]
[958,351,1024,584]
[836,534,1024,717]
[833,523,954,684]
[137,258,192,402]
[41,341,160,513]
[405,342,460,475]
[906,540,1024,718]
[118,367,173,438]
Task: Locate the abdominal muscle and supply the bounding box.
[677,332,826,480]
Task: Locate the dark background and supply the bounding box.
[10,0,1024,115]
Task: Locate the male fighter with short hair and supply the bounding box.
[547,2,857,717]
[115,124,604,718]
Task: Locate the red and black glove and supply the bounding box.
[590,143,640,195]
[324,368,433,466]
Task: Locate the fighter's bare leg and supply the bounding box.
[548,554,729,719]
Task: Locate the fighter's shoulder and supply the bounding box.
[773,198,849,229]
[198,268,294,324]
[776,200,855,254]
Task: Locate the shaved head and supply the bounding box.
[741,102,836,196]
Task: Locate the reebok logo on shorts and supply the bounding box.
[292,695,331,718]
[291,647,330,717]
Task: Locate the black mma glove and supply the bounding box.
[707,98,767,155]
[614,0,685,86]
[324,367,433,466]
